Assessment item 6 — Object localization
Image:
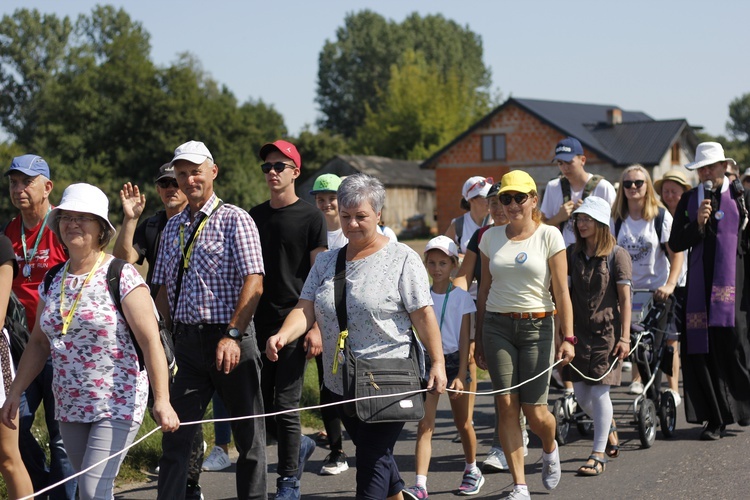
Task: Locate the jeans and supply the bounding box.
[157,323,266,500]
[212,392,232,445]
[260,336,306,478]
[19,358,77,499]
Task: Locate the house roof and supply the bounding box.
[421,97,698,169]
[327,155,435,188]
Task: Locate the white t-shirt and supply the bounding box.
[478,224,565,312]
[431,286,476,354]
[378,225,398,242]
[327,228,348,250]
[541,174,617,247]
[614,213,672,290]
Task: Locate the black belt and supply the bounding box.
[173,323,228,335]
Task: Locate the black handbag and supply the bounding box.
[334,246,426,423]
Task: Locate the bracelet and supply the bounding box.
[619,338,631,344]
[563,336,578,345]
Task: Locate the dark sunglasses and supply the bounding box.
[622,179,645,189]
[156,179,178,189]
[499,193,529,206]
[261,162,295,174]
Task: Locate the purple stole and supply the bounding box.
[685,187,739,354]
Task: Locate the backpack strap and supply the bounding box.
[106,258,147,371]
[583,175,603,199]
[453,215,464,249]
[654,207,666,255]
[43,262,66,295]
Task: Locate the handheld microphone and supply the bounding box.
[703,180,713,205]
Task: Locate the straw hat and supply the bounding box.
[654,169,692,197]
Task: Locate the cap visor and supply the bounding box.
[553,153,576,163]
[171,153,208,165]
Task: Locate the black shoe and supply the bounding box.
[738,418,750,427]
[700,423,723,441]
[186,479,204,500]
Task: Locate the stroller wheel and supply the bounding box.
[659,391,677,438]
[637,398,657,448]
[553,399,570,446]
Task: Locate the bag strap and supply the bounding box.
[105,258,147,371]
[453,216,463,249]
[583,174,603,199]
[43,262,66,295]
[334,245,348,333]
[655,207,667,255]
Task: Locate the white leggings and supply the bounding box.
[59,418,140,500]
[572,382,613,453]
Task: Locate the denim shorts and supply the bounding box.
[426,351,471,384]
[482,312,554,405]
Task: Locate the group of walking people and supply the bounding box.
[0,134,749,500]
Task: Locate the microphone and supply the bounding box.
[703,180,713,205]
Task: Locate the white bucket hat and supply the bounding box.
[685,142,736,171]
[49,183,116,233]
[572,195,612,227]
[424,235,458,258]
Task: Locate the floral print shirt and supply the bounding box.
[38,257,149,424]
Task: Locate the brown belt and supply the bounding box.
[497,310,556,320]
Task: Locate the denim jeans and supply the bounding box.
[19,357,77,499]
[212,391,232,445]
[157,323,266,500]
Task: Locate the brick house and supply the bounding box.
[421,97,700,232]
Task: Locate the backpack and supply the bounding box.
[44,258,177,382]
[559,174,603,231]
[5,291,30,366]
[453,213,491,249]
[614,206,667,255]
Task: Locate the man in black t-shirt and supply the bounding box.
[250,140,327,499]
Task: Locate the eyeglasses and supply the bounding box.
[622,179,645,189]
[58,215,97,225]
[575,215,595,224]
[156,178,179,189]
[499,193,529,206]
[467,177,494,197]
[261,162,295,174]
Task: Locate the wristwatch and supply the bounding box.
[225,327,242,340]
[563,336,578,345]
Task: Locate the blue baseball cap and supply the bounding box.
[5,154,51,178]
[553,137,584,162]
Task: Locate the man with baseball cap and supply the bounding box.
[153,140,267,499]
[541,137,616,246]
[250,140,327,499]
[3,154,76,499]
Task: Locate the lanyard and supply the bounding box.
[21,208,51,278]
[179,197,220,269]
[435,282,453,331]
[59,252,105,336]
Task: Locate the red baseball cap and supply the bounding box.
[259,140,302,168]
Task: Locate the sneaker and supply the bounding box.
[628,381,644,395]
[508,488,531,500]
[666,389,682,407]
[563,392,576,418]
[622,361,632,372]
[522,429,529,457]
[402,485,429,499]
[458,469,485,496]
[297,435,316,479]
[483,446,508,471]
[185,479,204,500]
[319,450,349,475]
[541,444,561,490]
[202,445,231,471]
[275,476,300,500]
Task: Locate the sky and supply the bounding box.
[3,0,749,139]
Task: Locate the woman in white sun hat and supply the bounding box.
[0,183,179,499]
[670,142,750,440]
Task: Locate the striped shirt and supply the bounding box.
[152,193,264,324]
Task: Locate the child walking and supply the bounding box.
[403,236,484,498]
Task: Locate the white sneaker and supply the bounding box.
[666,389,682,407]
[622,361,632,372]
[629,381,644,395]
[508,488,531,500]
[202,445,231,471]
[482,446,507,471]
[522,429,529,457]
[541,444,561,490]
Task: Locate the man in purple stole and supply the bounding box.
[670,142,750,440]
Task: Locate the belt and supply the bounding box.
[173,323,228,335]
[497,310,556,319]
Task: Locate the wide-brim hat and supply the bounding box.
[685,142,736,171]
[498,170,537,195]
[654,169,692,196]
[572,195,612,227]
[49,183,116,233]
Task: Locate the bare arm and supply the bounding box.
[216,273,263,374]
[612,283,632,360]
[549,249,575,365]
[303,247,328,359]
[266,299,317,361]
[655,246,683,303]
[474,251,491,370]
[112,183,146,263]
[449,312,471,399]
[453,248,477,291]
[409,306,447,394]
[121,285,179,432]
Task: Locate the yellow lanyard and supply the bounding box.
[179,197,220,269]
[332,329,349,374]
[59,252,105,336]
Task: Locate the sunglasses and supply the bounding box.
[499,193,529,206]
[156,179,179,189]
[467,177,494,197]
[261,162,295,174]
[622,179,645,189]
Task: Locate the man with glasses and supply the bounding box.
[541,137,616,246]
[3,155,76,499]
[250,140,327,500]
[154,140,267,500]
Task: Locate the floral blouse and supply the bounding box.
[38,257,149,424]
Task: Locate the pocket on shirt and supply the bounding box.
[195,240,224,274]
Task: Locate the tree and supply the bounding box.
[293,126,351,186]
[316,10,492,139]
[355,50,490,160]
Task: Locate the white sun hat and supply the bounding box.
[572,195,612,227]
[685,142,736,171]
[49,183,116,233]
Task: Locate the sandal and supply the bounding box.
[577,454,607,476]
[606,425,620,458]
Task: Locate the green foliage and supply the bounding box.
[356,50,491,160]
[294,126,351,185]
[316,10,492,140]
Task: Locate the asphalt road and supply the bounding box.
[114,373,749,499]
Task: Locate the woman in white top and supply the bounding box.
[476,170,574,500]
[612,165,683,395]
[445,176,493,255]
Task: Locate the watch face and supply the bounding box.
[227,328,241,339]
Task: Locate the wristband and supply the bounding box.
[619,338,631,344]
[563,336,578,345]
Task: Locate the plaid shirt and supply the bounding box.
[152,193,264,324]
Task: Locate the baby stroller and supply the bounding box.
[553,290,678,448]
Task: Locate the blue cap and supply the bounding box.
[5,154,51,178]
[553,137,584,162]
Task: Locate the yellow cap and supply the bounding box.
[498,170,537,194]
